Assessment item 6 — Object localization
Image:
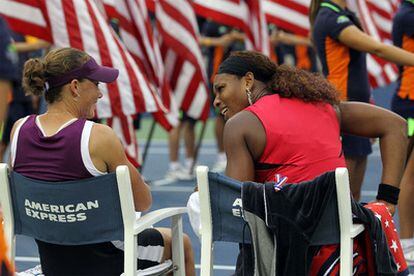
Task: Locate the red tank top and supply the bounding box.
[245,94,346,184]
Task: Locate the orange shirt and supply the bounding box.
[392,1,414,99]
[0,217,14,275]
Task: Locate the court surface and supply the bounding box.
[13,83,413,275]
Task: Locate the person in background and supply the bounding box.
[310,0,414,200]
[11,47,195,275]
[0,16,18,138]
[390,0,414,264]
[165,112,198,180]
[0,14,17,276]
[0,33,49,162]
[0,216,14,276]
[199,19,244,173]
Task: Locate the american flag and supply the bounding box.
[0,0,171,166]
[354,0,399,88]
[264,0,310,37]
[185,0,399,89]
[0,0,165,119]
[107,115,141,167]
[102,0,179,130]
[192,0,270,55]
[156,0,210,121]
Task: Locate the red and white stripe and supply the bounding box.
[0,0,164,118]
[102,0,179,130]
[192,0,270,55]
[156,0,210,120]
[264,0,310,37]
[356,0,398,88]
[107,115,141,167]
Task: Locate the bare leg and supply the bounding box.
[157,227,195,276]
[168,126,181,163]
[182,121,196,161]
[345,155,368,201]
[399,146,414,239]
[0,142,6,163]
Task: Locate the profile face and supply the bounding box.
[78,79,103,119]
[213,73,249,121]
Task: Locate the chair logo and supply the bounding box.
[24,199,100,223]
[232,198,243,217]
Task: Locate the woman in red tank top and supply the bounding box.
[213,51,407,275]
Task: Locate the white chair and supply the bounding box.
[0,163,187,276]
[196,165,365,276]
[335,168,365,276]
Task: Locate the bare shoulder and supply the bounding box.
[89,122,123,153]
[90,123,118,142]
[10,117,28,142]
[224,111,262,133]
[224,111,266,160]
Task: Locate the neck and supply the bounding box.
[331,0,346,8]
[251,86,271,104]
[46,102,78,119]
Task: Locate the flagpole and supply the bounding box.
[190,120,207,174]
[140,119,156,172]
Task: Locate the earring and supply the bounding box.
[246,88,253,105]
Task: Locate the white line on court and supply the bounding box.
[16,256,40,262]
[15,256,236,271]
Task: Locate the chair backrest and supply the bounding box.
[199,167,251,243]
[335,167,365,276]
[198,166,363,276]
[0,163,136,262]
[197,166,251,276]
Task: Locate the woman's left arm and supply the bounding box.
[339,102,407,214]
[339,101,407,188]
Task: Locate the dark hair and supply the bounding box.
[228,51,340,105]
[309,0,323,29]
[22,48,90,103]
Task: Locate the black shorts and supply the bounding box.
[114,228,165,269]
[341,134,372,157]
[2,101,33,144]
[391,94,414,120]
[180,111,197,124]
[391,94,414,136]
[37,228,165,275]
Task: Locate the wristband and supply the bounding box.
[376,183,400,205]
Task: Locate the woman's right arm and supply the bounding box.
[338,25,414,66]
[91,124,152,212]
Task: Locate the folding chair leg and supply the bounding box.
[172,215,185,276]
[200,236,213,276]
[124,234,137,276]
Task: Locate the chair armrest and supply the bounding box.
[134,207,188,235]
[350,224,365,238]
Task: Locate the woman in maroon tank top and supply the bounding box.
[213,51,407,275]
[10,47,195,275]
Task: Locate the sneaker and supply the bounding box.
[164,166,194,181]
[212,159,227,172]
